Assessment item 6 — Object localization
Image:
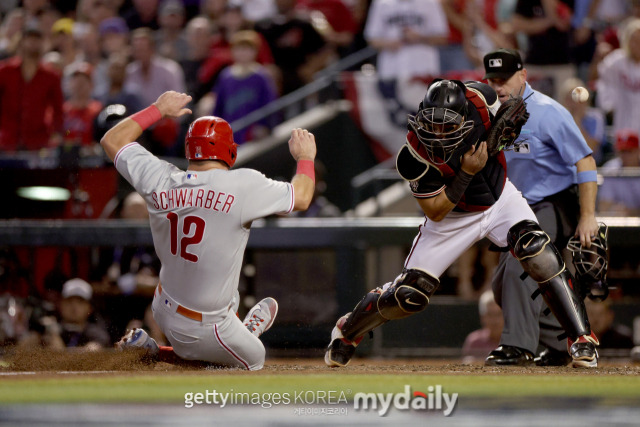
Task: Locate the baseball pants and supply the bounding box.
[403,180,537,278]
[151,286,266,370]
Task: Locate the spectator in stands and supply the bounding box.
[363,0,449,126]
[460,0,517,68]
[180,16,215,104]
[21,278,111,350]
[585,298,634,350]
[74,22,102,67]
[198,1,276,97]
[77,0,118,29]
[62,62,103,146]
[56,278,110,350]
[93,17,131,100]
[0,8,25,60]
[598,129,640,216]
[511,0,576,100]
[100,52,142,114]
[0,22,64,151]
[155,0,188,62]
[205,30,278,144]
[123,0,160,31]
[440,0,477,73]
[296,0,360,58]
[124,27,186,108]
[560,77,609,165]
[462,290,503,363]
[124,28,185,153]
[596,19,640,136]
[200,0,228,27]
[0,248,33,300]
[255,0,331,95]
[50,18,78,69]
[241,0,277,24]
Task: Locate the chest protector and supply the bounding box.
[407,88,506,211]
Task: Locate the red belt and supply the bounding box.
[157,282,203,322]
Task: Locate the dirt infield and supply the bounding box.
[2,348,639,376]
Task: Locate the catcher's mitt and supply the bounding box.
[486,96,529,156]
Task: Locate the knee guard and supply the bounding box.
[377,269,439,320]
[340,269,439,341]
[508,220,560,282]
[508,220,591,340]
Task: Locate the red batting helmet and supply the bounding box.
[185,116,237,167]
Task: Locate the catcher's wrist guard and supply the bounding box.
[487,96,529,156]
[444,170,473,205]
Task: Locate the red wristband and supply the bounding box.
[296,159,315,183]
[130,105,162,130]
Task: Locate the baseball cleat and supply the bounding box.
[117,328,159,355]
[324,314,363,367]
[569,334,599,368]
[484,345,534,366]
[534,347,571,366]
[243,297,278,337]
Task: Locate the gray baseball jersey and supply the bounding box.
[115,142,294,312]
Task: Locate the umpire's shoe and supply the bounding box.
[569,334,599,368]
[535,347,571,366]
[324,314,363,367]
[485,345,534,366]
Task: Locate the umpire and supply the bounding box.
[482,49,600,366]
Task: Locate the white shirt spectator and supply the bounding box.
[124,55,186,107]
[364,0,449,80]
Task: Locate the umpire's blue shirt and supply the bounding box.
[505,82,592,204]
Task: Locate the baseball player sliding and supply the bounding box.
[101,91,317,370]
[325,79,600,369]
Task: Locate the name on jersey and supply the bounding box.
[152,188,235,213]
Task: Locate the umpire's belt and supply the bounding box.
[156,282,203,322]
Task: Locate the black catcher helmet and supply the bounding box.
[408,79,474,164]
[567,223,610,301]
[94,104,128,141]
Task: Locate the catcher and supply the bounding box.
[325,79,600,368]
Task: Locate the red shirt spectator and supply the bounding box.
[63,101,103,146]
[62,62,102,146]
[0,57,64,151]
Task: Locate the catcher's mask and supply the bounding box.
[408,79,474,164]
[185,116,238,167]
[567,223,610,301]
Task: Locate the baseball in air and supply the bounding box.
[571,86,589,103]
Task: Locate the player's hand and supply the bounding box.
[154,91,192,118]
[460,141,487,175]
[288,128,317,161]
[575,215,599,248]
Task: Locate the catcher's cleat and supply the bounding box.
[243,297,278,338]
[569,334,599,368]
[534,347,572,367]
[324,314,363,367]
[117,328,159,355]
[485,345,534,366]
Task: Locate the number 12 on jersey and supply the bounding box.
[166,212,205,262]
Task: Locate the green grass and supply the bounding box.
[1,373,639,404]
